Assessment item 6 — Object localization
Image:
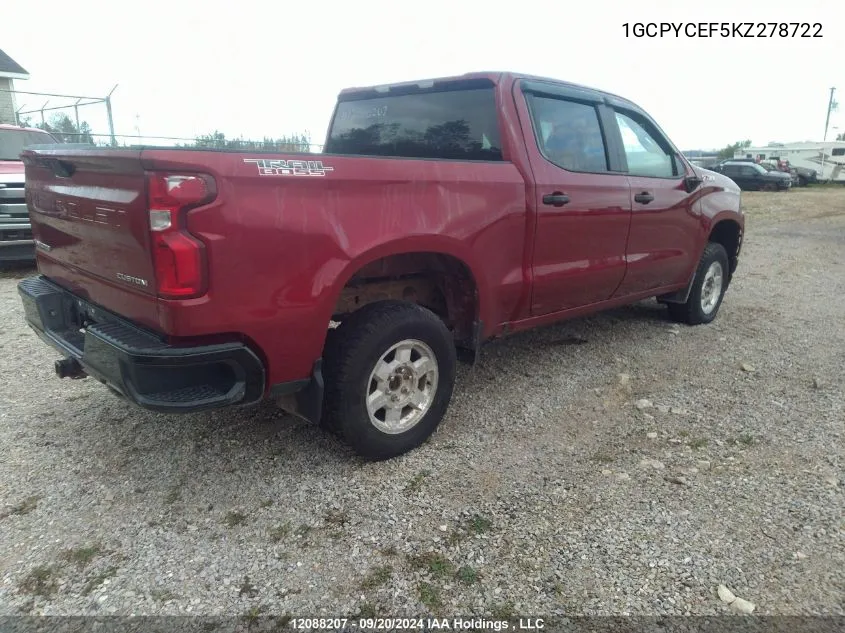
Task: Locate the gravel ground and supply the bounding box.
[0,187,843,618]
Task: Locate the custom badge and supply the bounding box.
[243,158,335,177]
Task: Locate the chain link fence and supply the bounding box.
[6,87,320,152]
[52,132,325,152]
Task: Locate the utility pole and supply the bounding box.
[820,87,836,182]
[823,86,836,141]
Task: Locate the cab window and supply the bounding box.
[525,95,609,173]
[614,111,681,178]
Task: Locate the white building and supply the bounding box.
[0,48,30,125]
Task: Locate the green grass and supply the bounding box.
[491,601,516,620]
[418,582,441,610]
[688,437,709,450]
[19,565,57,598]
[150,589,178,602]
[163,487,181,505]
[456,565,479,585]
[407,552,453,576]
[357,603,378,618]
[361,565,392,590]
[61,544,102,568]
[269,523,291,543]
[469,514,493,534]
[736,433,755,446]
[405,470,432,494]
[380,545,398,557]
[81,567,117,596]
[223,511,248,528]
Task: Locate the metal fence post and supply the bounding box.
[105,84,118,146]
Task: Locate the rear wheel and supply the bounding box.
[668,242,729,325]
[321,300,456,460]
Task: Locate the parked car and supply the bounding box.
[0,125,59,262]
[711,160,792,191]
[758,161,800,187]
[17,72,745,460]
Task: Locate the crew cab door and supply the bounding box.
[606,107,701,296]
[515,81,632,316]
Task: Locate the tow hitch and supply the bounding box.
[55,357,86,379]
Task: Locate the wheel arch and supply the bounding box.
[314,237,490,350]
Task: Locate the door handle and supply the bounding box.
[634,191,654,204]
[542,192,570,207]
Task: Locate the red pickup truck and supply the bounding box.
[18,72,744,460]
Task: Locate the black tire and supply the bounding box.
[798,176,807,187]
[667,242,729,325]
[321,300,457,461]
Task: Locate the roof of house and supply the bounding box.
[0,48,29,79]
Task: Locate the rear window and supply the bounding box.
[325,85,503,161]
[0,129,57,161]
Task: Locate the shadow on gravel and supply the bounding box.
[34,298,676,488]
[0,261,37,280]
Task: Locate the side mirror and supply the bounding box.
[683,175,702,193]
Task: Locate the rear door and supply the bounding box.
[23,149,161,326]
[515,81,632,315]
[607,108,701,296]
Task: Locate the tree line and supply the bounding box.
[20,113,311,151]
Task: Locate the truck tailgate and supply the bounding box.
[23,149,160,328]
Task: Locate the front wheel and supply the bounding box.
[667,242,729,325]
[321,300,457,461]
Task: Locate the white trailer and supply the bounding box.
[734,142,845,183]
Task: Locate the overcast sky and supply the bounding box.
[4,0,842,150]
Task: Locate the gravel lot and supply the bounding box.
[0,187,843,618]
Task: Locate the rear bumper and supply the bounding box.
[18,275,265,413]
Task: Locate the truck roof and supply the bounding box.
[337,71,638,109]
[0,123,54,134]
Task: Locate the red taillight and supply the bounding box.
[146,172,215,299]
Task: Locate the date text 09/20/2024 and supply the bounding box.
[289,618,545,631]
[623,22,822,38]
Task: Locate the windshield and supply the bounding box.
[0,129,57,160]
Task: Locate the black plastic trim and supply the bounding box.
[18,275,265,413]
[521,80,605,105]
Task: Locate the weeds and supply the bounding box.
[81,566,117,596]
[407,552,453,577]
[418,582,441,610]
[19,565,57,598]
[223,511,248,528]
[61,544,102,568]
[361,565,392,590]
[405,470,431,494]
[269,523,291,543]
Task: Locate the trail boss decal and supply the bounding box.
[243,158,334,177]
